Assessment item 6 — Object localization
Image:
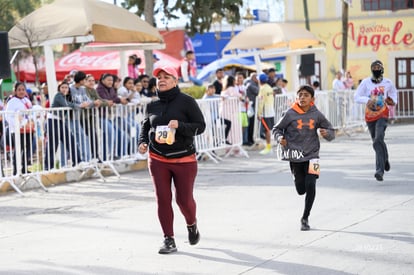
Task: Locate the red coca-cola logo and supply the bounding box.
[58,52,119,68]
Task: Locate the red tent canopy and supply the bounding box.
[14,49,181,83]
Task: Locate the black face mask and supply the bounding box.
[372,70,382,79]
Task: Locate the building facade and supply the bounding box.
[283,0,413,91]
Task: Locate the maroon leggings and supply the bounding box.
[148,157,198,237]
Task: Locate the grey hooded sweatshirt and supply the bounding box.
[272,102,335,162]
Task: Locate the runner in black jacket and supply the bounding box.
[138,66,206,254]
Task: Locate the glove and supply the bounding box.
[385,97,395,106]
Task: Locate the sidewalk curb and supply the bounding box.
[0,160,147,195]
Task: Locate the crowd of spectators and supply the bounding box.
[0,66,160,174]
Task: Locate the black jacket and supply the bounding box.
[139,86,206,158]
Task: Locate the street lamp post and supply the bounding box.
[243,8,255,27]
[212,12,223,40]
[212,8,255,40]
[212,8,255,58]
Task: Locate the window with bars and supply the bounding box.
[362,0,414,11]
[395,58,414,89]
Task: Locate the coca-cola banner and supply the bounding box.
[14,49,181,83]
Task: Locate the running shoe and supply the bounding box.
[301,218,310,231]
[187,223,200,245]
[158,236,177,254]
[385,160,390,172]
[259,147,272,155]
[375,173,383,181]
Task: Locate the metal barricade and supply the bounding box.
[2,88,412,193]
[396,89,414,119]
[1,108,48,195]
[194,97,247,161]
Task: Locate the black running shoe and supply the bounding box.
[385,160,390,172]
[375,173,384,181]
[158,236,177,254]
[301,218,310,231]
[187,223,200,245]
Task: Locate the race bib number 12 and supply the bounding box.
[308,158,320,176]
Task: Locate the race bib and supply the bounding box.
[308,158,320,176]
[155,125,175,145]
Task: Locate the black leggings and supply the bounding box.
[9,132,31,175]
[290,161,317,219]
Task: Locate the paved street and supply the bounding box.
[0,123,413,275]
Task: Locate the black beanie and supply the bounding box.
[74,71,86,83]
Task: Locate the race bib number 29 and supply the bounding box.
[155,125,175,145]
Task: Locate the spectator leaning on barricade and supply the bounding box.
[45,81,81,170]
[213,68,224,95]
[312,81,320,91]
[266,68,277,88]
[281,79,289,93]
[179,50,203,86]
[0,98,4,141]
[117,76,142,155]
[344,71,354,90]
[118,76,141,105]
[257,73,275,155]
[96,73,129,159]
[112,74,123,92]
[5,82,34,175]
[148,77,159,98]
[235,72,250,146]
[40,83,50,108]
[273,78,283,95]
[69,71,99,162]
[332,71,346,91]
[245,72,259,146]
[138,65,206,254]
[64,69,77,85]
[112,74,134,157]
[134,78,143,95]
[134,78,152,106]
[221,75,241,145]
[127,54,139,79]
[84,73,113,162]
[139,74,158,99]
[202,84,232,145]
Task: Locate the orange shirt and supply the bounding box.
[149,152,196,163]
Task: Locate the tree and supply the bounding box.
[9,21,50,87]
[0,0,41,32]
[1,0,53,87]
[122,0,244,36]
[122,0,243,74]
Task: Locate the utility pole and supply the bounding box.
[342,0,349,72]
[303,0,310,30]
[144,0,156,75]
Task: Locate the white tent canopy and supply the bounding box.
[222,23,325,89]
[8,0,164,97]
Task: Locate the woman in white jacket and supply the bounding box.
[5,82,34,175]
